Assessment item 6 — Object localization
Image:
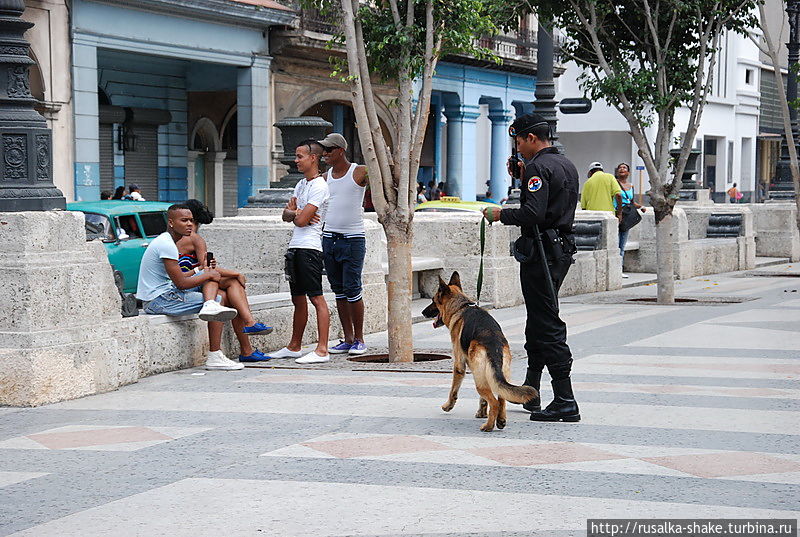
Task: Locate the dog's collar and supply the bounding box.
[466,302,478,307]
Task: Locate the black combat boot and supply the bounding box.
[521,368,542,412]
[529,377,580,422]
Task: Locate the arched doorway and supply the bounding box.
[300,101,393,165]
[219,107,239,217]
[188,117,224,214]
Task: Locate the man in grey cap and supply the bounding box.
[317,132,370,356]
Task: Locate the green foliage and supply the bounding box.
[518,0,758,124]
[301,0,503,82]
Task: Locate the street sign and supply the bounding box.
[636,166,645,170]
[558,97,592,114]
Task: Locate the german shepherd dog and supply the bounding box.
[422,271,538,431]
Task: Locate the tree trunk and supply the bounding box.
[384,220,414,362]
[655,211,675,304]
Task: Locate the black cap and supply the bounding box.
[508,113,550,138]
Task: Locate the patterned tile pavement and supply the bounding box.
[1,265,799,536]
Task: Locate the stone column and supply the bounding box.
[71,36,100,201]
[488,110,512,201]
[431,98,443,184]
[206,151,226,216]
[237,56,271,208]
[186,149,201,200]
[443,104,479,201]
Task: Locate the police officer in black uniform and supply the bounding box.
[481,113,580,422]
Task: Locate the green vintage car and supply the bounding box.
[415,196,502,213]
[67,201,174,293]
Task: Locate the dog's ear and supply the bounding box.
[448,271,462,290]
[438,276,451,295]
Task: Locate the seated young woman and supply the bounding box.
[178,199,273,362]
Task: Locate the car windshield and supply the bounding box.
[84,213,114,241]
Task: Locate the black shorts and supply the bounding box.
[286,248,324,297]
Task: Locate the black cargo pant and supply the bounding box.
[520,251,573,381]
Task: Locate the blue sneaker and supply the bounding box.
[239,349,271,362]
[348,339,367,355]
[242,322,273,335]
[329,340,352,354]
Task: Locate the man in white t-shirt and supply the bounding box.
[136,204,243,371]
[269,139,332,364]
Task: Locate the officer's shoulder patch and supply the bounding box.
[528,176,542,192]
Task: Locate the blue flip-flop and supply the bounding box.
[239,350,271,362]
[242,322,273,335]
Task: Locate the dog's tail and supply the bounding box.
[490,363,537,404]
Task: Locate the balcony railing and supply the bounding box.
[477,29,537,63]
[299,6,342,34]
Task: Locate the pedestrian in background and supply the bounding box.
[614,163,646,278]
[580,162,622,218]
[727,183,741,203]
[112,186,126,200]
[417,184,427,204]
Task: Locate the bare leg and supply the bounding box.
[206,289,226,353]
[208,321,223,352]
[288,295,308,352]
[201,280,219,302]
[230,315,253,356]
[335,298,354,344]
[309,295,330,356]
[219,279,256,326]
[351,299,365,341]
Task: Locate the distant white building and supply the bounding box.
[556,29,761,203]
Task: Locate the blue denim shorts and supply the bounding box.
[322,234,366,302]
[143,286,216,316]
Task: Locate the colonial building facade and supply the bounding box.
[37,1,540,209]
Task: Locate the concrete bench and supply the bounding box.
[624,207,755,278]
[140,291,339,377]
[748,202,800,261]
[380,256,445,299]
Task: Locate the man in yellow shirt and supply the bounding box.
[580,162,622,217]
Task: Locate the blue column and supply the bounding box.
[488,110,512,202]
[72,37,100,201]
[431,95,442,183]
[443,105,480,201]
[332,104,345,134]
[237,56,271,207]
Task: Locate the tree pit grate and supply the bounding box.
[348,353,451,363]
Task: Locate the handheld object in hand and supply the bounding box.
[206,252,214,265]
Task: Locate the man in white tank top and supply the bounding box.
[317,133,369,355]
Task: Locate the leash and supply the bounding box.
[476,217,486,306]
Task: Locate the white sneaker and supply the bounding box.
[295,351,330,364]
[268,347,303,359]
[204,350,244,371]
[621,273,630,279]
[198,300,238,322]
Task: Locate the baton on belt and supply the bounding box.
[532,224,559,313]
